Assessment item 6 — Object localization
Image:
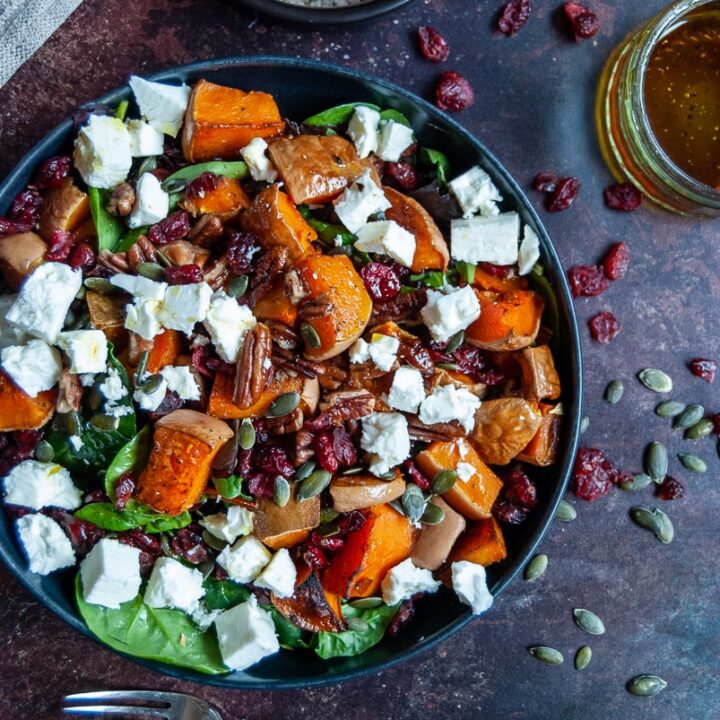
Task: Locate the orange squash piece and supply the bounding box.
[517,345,561,401]
[180,175,251,219]
[323,503,415,599]
[144,329,184,375]
[38,178,91,241]
[135,409,233,516]
[465,289,544,351]
[86,290,128,351]
[253,488,320,550]
[517,403,562,467]
[253,280,299,326]
[472,266,529,292]
[415,439,503,520]
[384,187,449,273]
[295,254,372,361]
[241,185,317,264]
[0,232,47,289]
[448,517,507,567]
[181,79,285,162]
[0,370,57,432]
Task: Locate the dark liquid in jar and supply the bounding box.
[644,9,720,189]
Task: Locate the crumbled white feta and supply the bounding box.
[419,383,481,433]
[240,138,278,183]
[58,329,108,374]
[377,120,414,162]
[348,337,371,364]
[129,76,191,138]
[451,561,494,615]
[80,373,96,387]
[68,435,84,451]
[16,513,75,575]
[333,169,391,234]
[448,166,502,218]
[125,300,163,341]
[3,460,82,510]
[361,412,411,476]
[160,365,200,401]
[200,506,253,544]
[0,295,29,350]
[456,461,476,482]
[190,605,221,631]
[203,291,256,363]
[457,438,469,459]
[133,376,168,411]
[144,557,205,612]
[367,334,400,372]
[254,548,297,598]
[73,114,133,189]
[518,224,541,276]
[126,119,165,157]
[214,595,280,671]
[217,535,272,583]
[6,262,82,343]
[381,558,441,605]
[387,366,426,413]
[158,282,213,336]
[1,340,61,397]
[128,173,169,229]
[98,366,127,403]
[354,220,416,267]
[110,274,167,302]
[450,212,521,266]
[347,106,381,158]
[420,286,481,342]
[80,538,142,609]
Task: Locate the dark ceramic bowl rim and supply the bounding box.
[232,0,412,25]
[0,56,583,690]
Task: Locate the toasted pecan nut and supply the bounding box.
[234,323,273,409]
[107,183,135,217]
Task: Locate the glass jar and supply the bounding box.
[596,0,720,216]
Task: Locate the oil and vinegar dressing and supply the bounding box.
[644,8,720,189]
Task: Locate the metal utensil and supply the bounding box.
[62,690,222,719]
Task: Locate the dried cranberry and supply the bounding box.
[546,176,581,212]
[435,71,475,112]
[246,473,275,498]
[493,497,529,524]
[589,310,621,344]
[689,358,717,383]
[477,262,512,278]
[0,217,31,237]
[360,262,401,302]
[118,529,163,573]
[604,182,642,211]
[497,0,532,36]
[564,2,600,40]
[146,392,184,422]
[332,426,357,468]
[45,509,105,556]
[33,156,72,189]
[387,599,416,636]
[452,344,505,385]
[169,524,209,564]
[164,264,204,285]
[225,230,259,274]
[403,460,432,491]
[9,187,42,227]
[384,161,420,192]
[148,211,192,245]
[711,413,720,435]
[257,446,295,478]
[567,265,609,298]
[533,172,560,193]
[302,544,328,571]
[185,172,219,199]
[312,533,345,552]
[68,242,96,271]
[503,467,537,509]
[0,430,42,476]
[313,431,340,473]
[418,25,450,62]
[572,447,619,501]
[338,510,368,535]
[191,345,222,379]
[657,476,685,501]
[602,241,630,281]
[46,230,77,262]
[114,471,135,511]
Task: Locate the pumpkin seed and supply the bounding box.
[84,277,117,295]
[389,499,405,516]
[555,500,577,522]
[317,523,340,537]
[140,374,164,395]
[574,645,592,671]
[626,674,667,697]
[655,399,685,418]
[645,441,668,482]
[238,418,256,450]
[294,460,317,483]
[273,476,291,507]
[349,597,383,610]
[674,403,704,429]
[604,379,624,404]
[402,484,426,524]
[654,508,674,544]
[34,440,54,463]
[201,530,227,552]
[620,473,653,492]
[341,465,365,475]
[227,274,249,299]
[300,322,322,349]
[346,617,369,633]
[573,608,605,636]
[319,507,340,525]
[75,286,87,301]
[684,418,714,440]
[678,453,706,473]
[420,503,445,525]
[135,351,149,384]
[136,262,166,281]
[580,416,590,434]
[638,368,673,393]
[64,411,82,436]
[155,251,171,268]
[266,392,300,418]
[436,363,459,372]
[162,177,189,193]
[90,413,120,431]
[528,646,564,665]
[524,553,548,582]
[446,330,464,353]
[198,557,216,580]
[88,387,103,411]
[432,469,457,495]
[630,506,662,534]
[297,469,332,500]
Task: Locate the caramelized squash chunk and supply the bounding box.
[86,290,129,351]
[146,329,184,375]
[0,370,57,431]
[254,487,320,550]
[0,232,47,289]
[448,517,507,567]
[38,178,90,241]
[253,280,299,327]
[180,175,250,219]
[517,404,561,467]
[518,345,561,401]
[472,265,529,292]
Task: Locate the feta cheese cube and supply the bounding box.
[128,173,169,229]
[1,340,61,397]
[73,115,133,189]
[203,291,257,363]
[348,337,371,364]
[367,333,400,372]
[240,138,278,183]
[421,286,481,342]
[160,365,200,401]
[214,595,279,671]
[133,376,168,411]
[129,76,191,138]
[191,605,221,631]
[217,535,271,583]
[6,262,82,343]
[3,460,82,510]
[126,119,165,157]
[125,300,163,341]
[16,513,75,575]
[144,557,205,612]
[377,120,415,162]
[0,295,29,350]
[58,330,108,374]
[334,169,391,234]
[450,212,520,266]
[200,505,253,544]
[388,366,426,413]
[80,538,142,609]
[354,220,416,267]
[110,274,167,302]
[98,366,127,403]
[448,166,502,218]
[254,548,297,598]
[381,558,441,605]
[456,461,476,482]
[361,412,411,476]
[451,560,493,615]
[158,282,213,336]
[347,106,381,158]
[518,224,541,276]
[419,383,481,433]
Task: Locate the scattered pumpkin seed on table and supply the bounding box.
[524,554,548,582]
[580,416,590,434]
[555,500,577,522]
[684,418,714,440]
[620,473,653,492]
[626,674,667,697]
[678,453,707,473]
[573,608,605,636]
[645,441,668,483]
[574,646,592,670]
[674,403,704,429]
[630,506,674,544]
[655,399,685,417]
[638,368,673,393]
[605,379,624,404]
[528,646,564,665]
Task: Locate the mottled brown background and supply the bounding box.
[0,0,718,718]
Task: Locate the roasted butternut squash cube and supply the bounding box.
[86,290,129,351]
[146,329,184,375]
[180,175,250,219]
[517,404,561,467]
[472,265,529,292]
[38,178,90,241]
[253,487,320,550]
[252,280,299,326]
[0,232,47,289]
[448,517,507,567]
[518,345,561,401]
[0,370,57,431]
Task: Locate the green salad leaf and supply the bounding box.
[211,474,250,500]
[529,262,561,351]
[379,108,412,127]
[203,578,251,611]
[455,260,476,284]
[75,501,191,533]
[105,425,152,500]
[76,576,227,675]
[314,603,399,659]
[409,270,447,289]
[116,226,148,253]
[418,147,451,188]
[161,161,248,192]
[114,100,129,121]
[303,102,381,127]
[298,206,355,246]
[270,608,314,650]
[88,187,124,253]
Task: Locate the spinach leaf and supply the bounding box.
[529,263,561,351]
[203,578,251,611]
[161,161,248,192]
[116,226,148,253]
[298,206,355,246]
[455,260,476,284]
[76,575,227,675]
[303,102,381,127]
[88,187,124,253]
[114,100,129,121]
[270,608,313,650]
[315,603,399,659]
[211,474,249,500]
[418,147,451,188]
[409,270,447,289]
[75,501,191,533]
[105,425,152,500]
[379,108,412,127]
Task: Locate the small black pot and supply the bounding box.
[233,0,413,25]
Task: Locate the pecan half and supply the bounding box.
[284,269,309,306]
[188,215,224,247]
[56,369,83,414]
[294,427,315,467]
[97,249,130,274]
[268,321,300,351]
[406,415,464,442]
[127,235,159,271]
[234,323,273,409]
[370,288,427,326]
[162,240,211,268]
[298,292,334,321]
[248,247,289,307]
[317,389,376,423]
[266,407,304,435]
[106,183,135,217]
[203,256,231,291]
[397,338,434,376]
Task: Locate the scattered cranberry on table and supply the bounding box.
[588,310,621,344]
[546,176,581,212]
[434,71,475,111]
[568,265,609,298]
[497,0,533,36]
[657,476,685,501]
[602,241,631,281]
[417,25,450,62]
[563,1,600,41]
[604,182,642,211]
[689,358,717,383]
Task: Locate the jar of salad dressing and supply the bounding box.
[597,0,720,216]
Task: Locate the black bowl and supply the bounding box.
[232,0,413,25]
[0,57,583,689]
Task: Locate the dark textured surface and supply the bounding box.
[0,1,718,718]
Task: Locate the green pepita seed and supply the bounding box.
[446,330,464,353]
[266,392,300,418]
[432,469,457,495]
[341,465,365,476]
[678,453,707,473]
[88,387,103,411]
[620,473,653,492]
[227,274,249,299]
[655,399,686,418]
[555,500,577,522]
[653,508,674,544]
[349,597,383,610]
[297,469,332,501]
[674,403,704,429]
[605,379,624,404]
[573,608,605,636]
[300,322,322,349]
[319,507,340,525]
[75,286,87,301]
[389,499,405,516]
[574,646,592,671]
[273,476,291,507]
[626,674,667,697]
[630,506,662,534]
[524,554,548,582]
[135,351,149,384]
[162,178,189,194]
[528,646,564,665]
[198,557,216,580]
[580,416,590,434]
[317,523,340,537]
[201,530,228,552]
[638,368,673,393]
[436,363,459,372]
[64,411,82,436]
[294,460,317,483]
[136,262,166,281]
[346,617,369,633]
[34,440,54,463]
[63,308,76,328]
[140,374,164,395]
[402,484,426,524]
[155,251,171,268]
[420,502,445,525]
[645,441,668,482]
[84,277,117,295]
[90,413,120,431]
[238,418,256,450]
[684,418,714,440]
